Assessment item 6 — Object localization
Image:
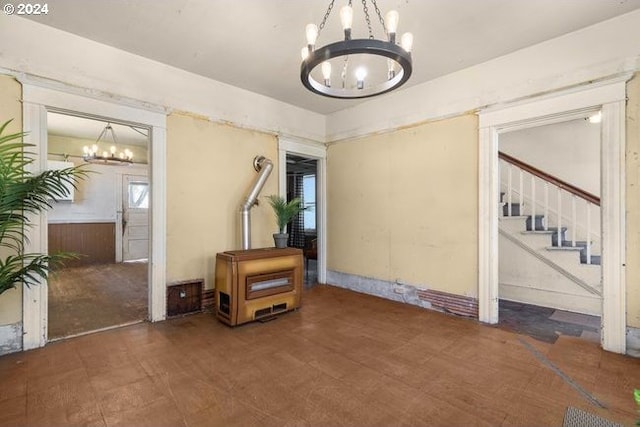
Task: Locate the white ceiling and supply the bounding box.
[27,0,640,115]
[47,112,149,146]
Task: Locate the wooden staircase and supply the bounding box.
[498,153,602,316]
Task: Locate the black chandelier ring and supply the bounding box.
[301,38,412,99]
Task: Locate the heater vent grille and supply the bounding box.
[246,270,294,300]
[255,307,272,318]
[218,292,231,317]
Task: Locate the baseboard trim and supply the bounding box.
[626,327,640,358]
[326,270,478,318]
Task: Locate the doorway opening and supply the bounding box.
[286,154,318,286]
[46,112,150,340]
[496,116,603,344]
[478,77,628,354]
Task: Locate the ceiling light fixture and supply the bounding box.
[301,0,413,99]
[82,123,133,165]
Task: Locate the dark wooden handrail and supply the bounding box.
[498,151,600,206]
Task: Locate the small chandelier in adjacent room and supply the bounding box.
[301,0,413,99]
[82,123,133,165]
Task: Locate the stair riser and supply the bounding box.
[525,215,545,231]
[502,203,523,217]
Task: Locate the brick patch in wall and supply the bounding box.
[417,289,478,318]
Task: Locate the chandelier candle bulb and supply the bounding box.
[305,23,318,49]
[385,10,399,43]
[401,32,414,52]
[321,61,332,87]
[387,59,396,79]
[340,5,353,40]
[301,46,309,60]
[355,67,367,89]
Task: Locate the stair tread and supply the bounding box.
[553,241,589,247]
[546,246,583,251]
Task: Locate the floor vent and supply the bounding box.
[167,280,204,317]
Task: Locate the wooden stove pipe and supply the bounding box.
[240,156,273,250]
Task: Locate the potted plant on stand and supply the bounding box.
[265,194,304,249]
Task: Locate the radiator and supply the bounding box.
[214,248,303,326]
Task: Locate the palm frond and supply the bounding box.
[0,119,88,296]
[265,194,304,233]
[0,252,78,295]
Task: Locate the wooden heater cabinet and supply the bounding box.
[215,248,303,326]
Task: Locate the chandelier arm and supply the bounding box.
[95,126,109,144]
[107,125,119,144]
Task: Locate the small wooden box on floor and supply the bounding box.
[215,248,303,326]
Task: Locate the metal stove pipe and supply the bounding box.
[240,156,273,250]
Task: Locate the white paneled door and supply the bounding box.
[122,174,149,261]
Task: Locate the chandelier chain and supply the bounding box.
[370,0,387,35]
[360,0,374,39]
[317,0,335,36]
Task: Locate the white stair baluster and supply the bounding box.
[586,202,592,265]
[530,174,536,229]
[544,183,549,230]
[519,169,524,216]
[507,165,513,216]
[571,195,577,247]
[557,188,562,248]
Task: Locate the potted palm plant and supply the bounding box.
[0,119,87,297]
[265,194,304,248]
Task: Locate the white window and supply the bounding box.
[128,181,149,209]
[303,175,316,230]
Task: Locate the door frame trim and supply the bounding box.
[20,81,167,350]
[477,75,630,354]
[278,138,327,284]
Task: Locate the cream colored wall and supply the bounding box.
[166,113,279,289]
[327,114,479,297]
[627,74,640,328]
[0,76,23,325]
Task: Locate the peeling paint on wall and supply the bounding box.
[0,322,23,355]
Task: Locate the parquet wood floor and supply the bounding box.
[1,285,638,426]
[48,262,148,340]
